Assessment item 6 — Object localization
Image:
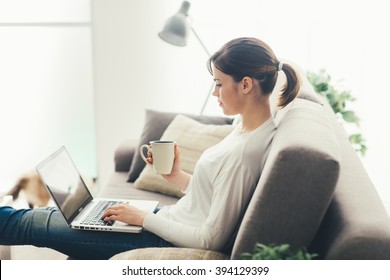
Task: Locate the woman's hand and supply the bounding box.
[146,143,181,174]
[162,144,182,180]
[147,144,191,190]
[101,204,147,226]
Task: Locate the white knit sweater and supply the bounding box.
[144,117,276,252]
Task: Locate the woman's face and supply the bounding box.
[211,66,244,116]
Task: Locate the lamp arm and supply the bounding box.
[190,26,212,115]
[190,26,211,57]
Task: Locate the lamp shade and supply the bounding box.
[158,1,191,46]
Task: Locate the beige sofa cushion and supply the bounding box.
[110,247,230,260]
[134,115,234,197]
[128,110,233,182]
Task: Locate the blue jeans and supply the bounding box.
[0,206,173,259]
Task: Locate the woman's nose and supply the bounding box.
[212,86,218,97]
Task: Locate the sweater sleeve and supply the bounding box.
[143,119,275,251]
[143,159,258,251]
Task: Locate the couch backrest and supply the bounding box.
[309,99,390,259]
[231,98,341,259]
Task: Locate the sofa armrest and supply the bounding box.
[231,99,340,259]
[114,139,139,172]
[110,248,230,260]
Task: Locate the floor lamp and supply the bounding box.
[158,1,213,115]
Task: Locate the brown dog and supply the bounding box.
[7,170,96,208]
[6,170,51,208]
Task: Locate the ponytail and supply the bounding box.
[278,62,300,108]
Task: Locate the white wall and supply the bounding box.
[92,0,390,211]
[0,1,95,193]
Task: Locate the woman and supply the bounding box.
[0,37,299,259]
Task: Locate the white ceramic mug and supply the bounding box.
[140,140,175,174]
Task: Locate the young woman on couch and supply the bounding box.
[0,37,300,259]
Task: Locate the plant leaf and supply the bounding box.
[307,70,366,156]
[240,243,318,260]
[342,110,360,124]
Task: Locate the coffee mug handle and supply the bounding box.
[140,144,151,164]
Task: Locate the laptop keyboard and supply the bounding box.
[80,200,121,226]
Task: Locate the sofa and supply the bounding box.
[100,74,390,260]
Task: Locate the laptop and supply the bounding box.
[36,146,158,233]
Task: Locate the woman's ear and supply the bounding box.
[241,76,253,94]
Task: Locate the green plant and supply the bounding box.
[307,69,367,156]
[240,243,317,260]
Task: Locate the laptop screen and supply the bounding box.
[36,147,93,224]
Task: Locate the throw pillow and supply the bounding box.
[133,114,234,197]
[127,109,233,182]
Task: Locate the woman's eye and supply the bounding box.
[216,84,222,87]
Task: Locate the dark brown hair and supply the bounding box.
[207,37,300,108]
